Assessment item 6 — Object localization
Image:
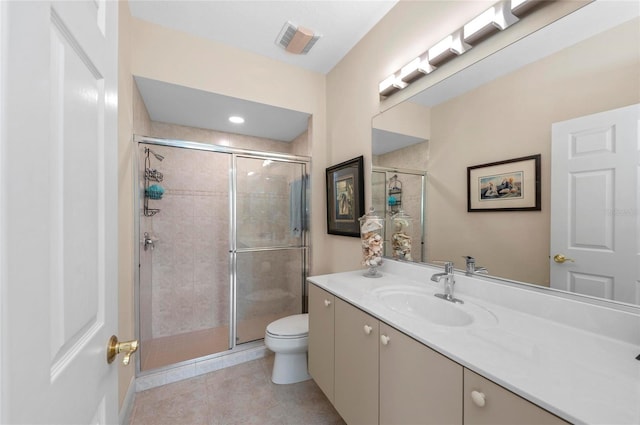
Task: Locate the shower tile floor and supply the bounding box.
[141,314,285,371]
[129,354,345,425]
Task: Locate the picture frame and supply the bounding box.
[467,154,541,212]
[326,156,365,237]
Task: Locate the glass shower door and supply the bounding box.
[234,156,307,344]
[138,143,232,371]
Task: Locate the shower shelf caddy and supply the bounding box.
[143,148,163,217]
[387,174,403,214]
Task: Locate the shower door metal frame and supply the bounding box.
[133,135,310,376]
[231,153,309,348]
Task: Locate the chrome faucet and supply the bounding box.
[463,256,488,275]
[431,261,463,304]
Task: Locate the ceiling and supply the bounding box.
[135,76,311,142]
[128,0,398,75]
[130,0,397,143]
[131,1,637,151]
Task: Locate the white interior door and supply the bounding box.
[550,104,640,305]
[1,1,119,423]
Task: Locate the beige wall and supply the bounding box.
[325,0,587,273]
[372,101,431,140]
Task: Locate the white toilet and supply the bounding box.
[264,313,311,384]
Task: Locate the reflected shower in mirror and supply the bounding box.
[371,1,640,306]
[372,102,430,263]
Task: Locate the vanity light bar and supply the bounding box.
[399,54,435,84]
[379,73,409,97]
[510,0,546,18]
[427,29,470,67]
[378,0,553,98]
[463,3,518,44]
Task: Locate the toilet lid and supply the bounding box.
[266,313,309,337]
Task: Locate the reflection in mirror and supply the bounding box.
[371,1,640,307]
[372,102,430,263]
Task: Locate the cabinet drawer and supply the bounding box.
[464,369,567,425]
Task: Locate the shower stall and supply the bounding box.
[136,136,309,372]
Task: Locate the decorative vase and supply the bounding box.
[359,207,384,278]
[391,210,412,261]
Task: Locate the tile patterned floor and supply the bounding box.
[130,354,346,425]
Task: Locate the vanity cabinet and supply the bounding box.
[379,322,463,425]
[308,284,335,402]
[463,369,568,425]
[310,283,463,425]
[334,298,380,425]
[308,282,572,425]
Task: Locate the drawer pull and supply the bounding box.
[471,390,486,407]
[324,299,332,307]
[363,325,373,335]
[380,334,390,345]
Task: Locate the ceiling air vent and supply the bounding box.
[276,21,321,55]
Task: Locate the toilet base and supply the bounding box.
[271,352,311,385]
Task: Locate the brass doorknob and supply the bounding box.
[107,335,139,365]
[553,254,575,264]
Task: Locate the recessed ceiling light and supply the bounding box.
[229,116,245,124]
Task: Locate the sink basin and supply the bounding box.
[373,286,497,328]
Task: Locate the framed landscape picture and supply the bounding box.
[326,156,364,236]
[467,154,541,212]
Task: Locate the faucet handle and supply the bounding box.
[433,260,454,273]
[444,262,454,273]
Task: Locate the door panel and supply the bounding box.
[50,10,105,371]
[1,1,118,423]
[550,104,639,304]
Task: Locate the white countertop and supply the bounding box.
[308,261,640,425]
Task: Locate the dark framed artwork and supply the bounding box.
[326,156,365,237]
[467,154,541,212]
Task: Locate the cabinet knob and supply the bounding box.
[363,324,373,335]
[380,334,390,345]
[471,390,486,407]
[324,299,332,307]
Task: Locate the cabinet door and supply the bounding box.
[380,323,463,425]
[464,369,568,425]
[334,299,379,425]
[308,284,335,402]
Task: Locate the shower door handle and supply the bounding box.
[143,232,157,251]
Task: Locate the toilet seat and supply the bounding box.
[266,313,308,338]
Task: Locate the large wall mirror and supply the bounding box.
[371,1,640,307]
